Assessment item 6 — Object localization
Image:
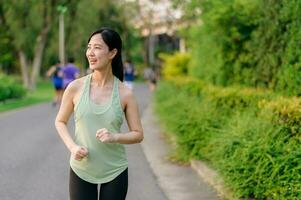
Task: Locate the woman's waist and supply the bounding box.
[70,146,127,169]
[74,133,126,155]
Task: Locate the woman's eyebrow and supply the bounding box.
[88,43,103,46]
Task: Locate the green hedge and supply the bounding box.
[0,74,26,102]
[159,52,191,79]
[185,0,301,96]
[154,78,301,199]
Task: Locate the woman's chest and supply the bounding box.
[90,86,112,105]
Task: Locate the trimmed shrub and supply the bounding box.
[159,52,191,79]
[154,78,301,199]
[259,97,301,136]
[0,74,26,102]
[185,0,301,96]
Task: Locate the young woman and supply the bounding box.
[55,28,143,200]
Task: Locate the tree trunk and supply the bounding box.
[148,35,155,67]
[59,13,65,65]
[18,50,30,88]
[30,26,49,90]
[30,1,54,90]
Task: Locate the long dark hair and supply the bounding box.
[87,27,124,81]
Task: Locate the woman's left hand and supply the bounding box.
[96,128,118,143]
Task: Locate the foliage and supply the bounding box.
[183,0,301,96]
[1,0,144,82]
[0,80,53,113]
[259,97,301,136]
[0,9,16,74]
[154,78,301,199]
[49,0,143,68]
[2,0,66,59]
[0,74,26,102]
[159,52,191,79]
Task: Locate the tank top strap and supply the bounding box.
[112,77,123,116]
[82,74,92,101]
[74,74,92,115]
[85,74,92,90]
[112,77,120,101]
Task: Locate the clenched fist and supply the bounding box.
[96,128,118,143]
[71,145,88,161]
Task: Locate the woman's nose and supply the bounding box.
[87,48,95,56]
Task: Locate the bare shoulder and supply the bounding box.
[118,81,136,103]
[65,76,86,94]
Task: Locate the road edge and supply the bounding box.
[140,104,220,200]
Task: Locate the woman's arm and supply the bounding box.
[96,87,144,144]
[55,81,88,160]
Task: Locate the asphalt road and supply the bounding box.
[0,83,167,200]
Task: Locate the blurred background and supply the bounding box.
[2,0,301,199]
[0,0,185,97]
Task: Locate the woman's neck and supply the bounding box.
[91,68,114,87]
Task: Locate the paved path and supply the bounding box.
[141,105,219,200]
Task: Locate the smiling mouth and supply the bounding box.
[89,60,97,64]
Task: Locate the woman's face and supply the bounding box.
[86,34,116,70]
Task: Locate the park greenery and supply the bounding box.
[0,74,26,102]
[159,52,190,79]
[0,0,142,91]
[0,0,145,106]
[2,0,301,198]
[155,0,301,199]
[0,78,53,113]
[155,78,301,199]
[183,0,301,96]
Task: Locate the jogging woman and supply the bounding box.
[55,27,143,200]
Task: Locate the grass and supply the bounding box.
[0,80,54,113]
[154,79,301,199]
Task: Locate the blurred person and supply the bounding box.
[62,57,80,89]
[46,60,63,106]
[123,59,135,90]
[143,67,157,91]
[55,27,143,200]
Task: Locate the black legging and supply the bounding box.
[69,168,128,200]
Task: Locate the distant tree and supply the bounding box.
[1,0,143,88]
[0,3,16,74]
[2,0,79,90]
[2,1,55,89]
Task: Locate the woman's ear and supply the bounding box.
[109,49,118,59]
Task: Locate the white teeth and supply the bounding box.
[89,58,97,62]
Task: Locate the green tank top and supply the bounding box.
[70,74,128,184]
